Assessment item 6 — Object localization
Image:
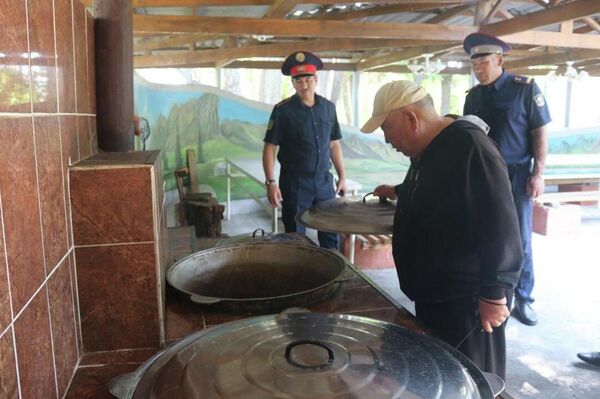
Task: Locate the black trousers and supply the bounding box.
[415,289,513,381]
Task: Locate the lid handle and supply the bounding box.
[284,340,334,370]
[363,191,388,204]
[252,228,266,239]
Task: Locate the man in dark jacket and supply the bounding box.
[362,80,523,379]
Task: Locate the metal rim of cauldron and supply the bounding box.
[166,242,350,310]
[108,313,502,399]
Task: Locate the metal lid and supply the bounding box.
[298,195,396,235]
[128,313,493,398]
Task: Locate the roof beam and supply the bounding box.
[357,44,458,71]
[264,0,299,19]
[425,4,473,23]
[313,2,469,20]
[581,16,600,33]
[504,49,600,70]
[502,30,600,50]
[134,38,445,68]
[85,0,466,6]
[480,0,600,36]
[135,34,226,51]
[133,15,477,40]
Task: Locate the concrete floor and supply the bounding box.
[220,206,600,399]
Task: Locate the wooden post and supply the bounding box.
[94,0,134,152]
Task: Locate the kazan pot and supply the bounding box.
[167,242,349,312]
[108,312,505,399]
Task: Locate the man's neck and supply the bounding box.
[484,69,504,87]
[299,94,315,107]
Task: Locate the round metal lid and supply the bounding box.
[297,196,395,235]
[129,313,493,399]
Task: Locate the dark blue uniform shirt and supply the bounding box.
[264,93,342,174]
[463,71,551,165]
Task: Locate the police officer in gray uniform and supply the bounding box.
[263,51,346,249]
[463,33,552,326]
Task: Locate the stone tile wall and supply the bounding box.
[0,1,96,397]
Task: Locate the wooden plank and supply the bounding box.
[425,4,473,24]
[135,34,226,51]
[536,191,600,203]
[357,44,457,71]
[264,0,299,19]
[134,38,445,68]
[500,30,600,50]
[581,16,600,34]
[504,49,600,70]
[313,2,467,20]
[133,14,477,40]
[481,0,600,37]
[85,0,470,6]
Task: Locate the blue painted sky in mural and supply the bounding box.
[134,75,271,127]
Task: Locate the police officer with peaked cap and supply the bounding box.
[262,51,346,249]
[463,33,552,327]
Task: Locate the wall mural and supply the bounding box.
[134,73,600,217]
[134,73,409,207]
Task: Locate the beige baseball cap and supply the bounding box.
[360,80,428,133]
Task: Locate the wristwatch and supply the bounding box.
[265,179,276,186]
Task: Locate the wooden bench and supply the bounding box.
[541,173,600,207]
[536,190,600,205]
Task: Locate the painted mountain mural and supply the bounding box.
[134,73,409,203]
[134,73,600,206]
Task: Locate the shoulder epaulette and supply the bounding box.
[465,85,480,94]
[514,75,533,84]
[274,97,292,108]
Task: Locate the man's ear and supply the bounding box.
[497,54,504,67]
[406,111,419,131]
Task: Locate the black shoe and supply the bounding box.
[577,352,600,367]
[512,299,538,326]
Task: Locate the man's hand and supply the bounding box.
[336,177,347,196]
[479,297,510,333]
[373,184,398,201]
[267,184,282,208]
[527,174,545,198]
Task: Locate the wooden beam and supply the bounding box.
[581,16,600,33]
[560,19,573,33]
[504,49,600,70]
[264,0,299,19]
[481,0,600,37]
[133,15,477,40]
[358,44,458,71]
[494,6,513,20]
[313,2,468,20]
[85,0,467,6]
[135,34,226,51]
[481,0,505,25]
[134,38,446,68]
[501,30,600,50]
[226,60,357,71]
[425,4,473,24]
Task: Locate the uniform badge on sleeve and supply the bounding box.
[534,94,546,107]
[267,118,274,131]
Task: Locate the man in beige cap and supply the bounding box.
[362,80,522,379]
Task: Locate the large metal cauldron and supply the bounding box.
[167,242,349,312]
[109,312,504,399]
